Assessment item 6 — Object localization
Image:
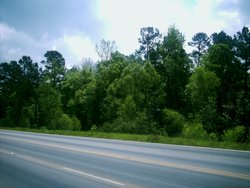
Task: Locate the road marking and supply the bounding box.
[0,148,125,186]
[0,148,61,170]
[63,167,124,186]
[1,135,250,181]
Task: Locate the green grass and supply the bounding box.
[1,127,250,151]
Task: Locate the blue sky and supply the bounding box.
[0,0,250,67]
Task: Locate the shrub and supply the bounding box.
[56,113,73,130]
[162,109,185,136]
[40,126,48,131]
[51,112,81,131]
[71,116,81,131]
[0,118,14,127]
[101,118,127,133]
[110,118,137,133]
[134,112,158,134]
[208,132,218,141]
[19,117,31,128]
[101,110,157,134]
[20,105,35,128]
[223,126,246,143]
[183,123,208,140]
[90,124,98,132]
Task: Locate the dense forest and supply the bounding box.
[0,26,249,143]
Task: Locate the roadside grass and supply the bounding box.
[1,127,250,151]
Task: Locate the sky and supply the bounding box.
[0,0,250,68]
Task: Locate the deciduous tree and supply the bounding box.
[234,26,250,127]
[95,39,117,61]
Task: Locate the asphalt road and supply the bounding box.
[0,130,250,188]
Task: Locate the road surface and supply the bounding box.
[0,130,250,187]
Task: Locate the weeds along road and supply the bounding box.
[0,130,250,188]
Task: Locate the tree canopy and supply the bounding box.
[1,26,249,142]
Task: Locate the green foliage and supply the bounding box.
[205,43,234,77]
[234,26,250,63]
[100,61,164,126]
[118,96,137,120]
[205,42,246,130]
[236,91,250,126]
[158,26,192,111]
[183,123,208,140]
[62,67,97,130]
[50,112,81,131]
[0,116,14,128]
[19,105,36,128]
[101,118,134,133]
[1,26,250,144]
[234,27,250,127]
[223,126,247,143]
[0,57,40,126]
[41,50,66,89]
[199,97,219,133]
[185,67,220,128]
[185,67,220,111]
[162,109,185,136]
[208,133,218,141]
[137,27,161,60]
[101,111,156,135]
[188,32,210,66]
[37,84,62,129]
[211,31,233,48]
[90,124,98,132]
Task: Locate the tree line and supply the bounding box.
[0,26,249,142]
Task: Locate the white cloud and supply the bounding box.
[0,23,15,40]
[50,34,99,68]
[0,23,44,63]
[97,0,230,55]
[1,0,248,67]
[0,23,99,68]
[212,0,249,34]
[63,35,99,62]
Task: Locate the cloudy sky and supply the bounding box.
[0,0,249,67]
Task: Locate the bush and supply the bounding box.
[101,111,157,134]
[40,126,48,131]
[101,118,136,133]
[0,118,14,127]
[19,105,36,128]
[223,126,246,143]
[134,112,158,134]
[52,113,72,130]
[162,109,185,136]
[101,119,122,133]
[183,123,208,140]
[50,112,81,131]
[19,117,31,128]
[208,132,218,141]
[71,116,81,131]
[90,124,98,132]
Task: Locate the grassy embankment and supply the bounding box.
[1,127,250,151]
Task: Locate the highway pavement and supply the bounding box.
[0,130,250,187]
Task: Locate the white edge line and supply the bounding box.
[63,167,124,186]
